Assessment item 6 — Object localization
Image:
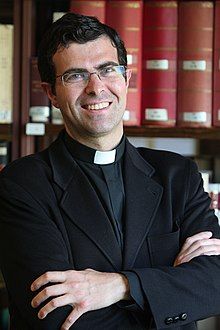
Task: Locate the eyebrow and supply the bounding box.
[62,61,120,75]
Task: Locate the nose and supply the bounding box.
[84,73,105,95]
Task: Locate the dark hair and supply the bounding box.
[38,12,127,91]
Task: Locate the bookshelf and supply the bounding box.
[43,123,220,140]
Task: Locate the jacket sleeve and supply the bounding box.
[133,159,220,329]
[0,177,73,329]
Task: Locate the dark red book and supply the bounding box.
[106,0,143,126]
[30,57,50,122]
[177,1,214,128]
[69,0,106,23]
[213,0,220,127]
[142,1,178,127]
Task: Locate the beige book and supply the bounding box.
[0,24,13,123]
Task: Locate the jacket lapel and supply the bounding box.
[48,133,122,271]
[123,142,163,269]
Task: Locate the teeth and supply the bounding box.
[86,102,109,110]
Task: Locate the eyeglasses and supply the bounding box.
[56,65,127,87]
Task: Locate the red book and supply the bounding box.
[177,1,214,128]
[106,0,143,126]
[213,0,220,127]
[142,1,178,127]
[69,0,106,23]
[30,57,50,123]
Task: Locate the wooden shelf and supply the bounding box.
[0,124,12,141]
[43,124,220,140]
[125,126,220,139]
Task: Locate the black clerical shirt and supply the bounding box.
[63,132,146,315]
[64,132,125,249]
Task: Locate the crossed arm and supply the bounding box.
[31,231,220,330]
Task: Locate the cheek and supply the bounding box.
[110,81,128,101]
[56,89,80,109]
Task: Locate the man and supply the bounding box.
[0,13,220,330]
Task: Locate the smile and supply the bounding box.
[83,102,110,110]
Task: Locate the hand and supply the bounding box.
[31,268,130,330]
[174,231,220,267]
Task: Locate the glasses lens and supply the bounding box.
[99,65,126,80]
[63,72,88,85]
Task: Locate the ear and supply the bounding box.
[41,82,60,108]
[125,68,132,89]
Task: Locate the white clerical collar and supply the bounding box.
[93,149,116,165]
[64,131,125,165]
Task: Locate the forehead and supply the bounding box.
[53,36,119,72]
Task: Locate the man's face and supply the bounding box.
[48,36,130,144]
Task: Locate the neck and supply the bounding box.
[65,126,124,151]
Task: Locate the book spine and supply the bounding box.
[30,57,50,123]
[106,0,143,126]
[51,105,63,125]
[177,1,214,128]
[0,24,13,123]
[0,141,10,170]
[142,1,178,127]
[213,0,220,127]
[69,0,106,23]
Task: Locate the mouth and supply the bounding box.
[82,102,111,111]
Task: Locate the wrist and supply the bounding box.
[116,273,130,301]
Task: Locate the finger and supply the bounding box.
[177,232,213,260]
[180,237,220,260]
[31,271,67,291]
[61,305,85,330]
[31,283,68,308]
[181,231,213,251]
[37,294,74,319]
[175,242,220,266]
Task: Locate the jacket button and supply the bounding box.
[165,317,173,325]
[173,316,179,323]
[179,313,187,321]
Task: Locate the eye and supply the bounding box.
[65,72,87,83]
[100,66,115,76]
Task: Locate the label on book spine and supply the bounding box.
[123,110,130,121]
[0,147,7,156]
[145,109,168,121]
[183,60,206,71]
[183,112,207,122]
[127,54,138,65]
[146,60,169,70]
[26,123,45,136]
[30,106,50,122]
[218,110,220,121]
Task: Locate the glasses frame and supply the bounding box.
[56,65,127,87]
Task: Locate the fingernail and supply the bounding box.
[31,300,36,308]
[38,312,45,319]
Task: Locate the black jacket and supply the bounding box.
[0,132,220,329]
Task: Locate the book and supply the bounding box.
[69,1,106,23]
[106,0,143,126]
[0,141,10,170]
[0,24,13,123]
[30,57,50,123]
[213,0,220,127]
[141,1,178,127]
[51,105,63,125]
[53,12,66,22]
[208,183,220,224]
[177,1,214,128]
